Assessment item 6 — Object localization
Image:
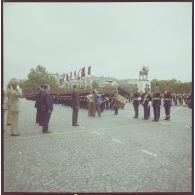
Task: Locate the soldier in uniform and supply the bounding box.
[163,83,172,120]
[152,83,161,121]
[71,85,80,126]
[187,92,192,109]
[132,84,140,118]
[145,84,150,93]
[113,91,119,115]
[10,82,23,136]
[142,91,152,120]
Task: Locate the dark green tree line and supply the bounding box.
[21,65,59,93]
[151,79,192,94]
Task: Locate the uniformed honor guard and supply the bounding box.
[113,91,119,115]
[187,92,192,109]
[142,91,152,120]
[132,84,140,118]
[152,83,161,122]
[163,83,172,120]
[71,85,80,126]
[10,82,23,136]
[144,84,150,94]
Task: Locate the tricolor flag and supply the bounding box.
[81,67,85,77]
[74,70,77,79]
[66,73,69,81]
[77,69,81,80]
[115,87,130,108]
[118,87,130,99]
[88,66,91,75]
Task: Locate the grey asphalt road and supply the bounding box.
[3,99,192,192]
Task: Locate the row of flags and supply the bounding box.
[60,66,91,83]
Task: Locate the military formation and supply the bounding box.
[3,81,192,136]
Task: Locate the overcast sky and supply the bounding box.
[3,2,192,86]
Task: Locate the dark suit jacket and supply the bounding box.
[71,90,80,109]
[43,91,53,112]
[35,90,45,108]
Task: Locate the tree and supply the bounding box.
[151,79,192,94]
[21,65,59,93]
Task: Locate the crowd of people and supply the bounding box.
[4,82,192,136]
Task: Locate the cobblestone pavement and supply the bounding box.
[3,99,192,192]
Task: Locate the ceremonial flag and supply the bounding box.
[77,69,81,80]
[115,94,127,109]
[115,87,130,108]
[88,66,91,75]
[70,71,72,79]
[81,67,85,77]
[66,73,69,81]
[74,70,76,78]
[118,87,130,99]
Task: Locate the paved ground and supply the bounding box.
[3,98,192,192]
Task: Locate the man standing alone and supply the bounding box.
[71,85,80,126]
[35,85,45,126]
[42,84,53,133]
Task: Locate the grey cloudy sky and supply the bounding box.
[3,2,192,86]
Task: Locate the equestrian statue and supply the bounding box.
[139,66,149,80]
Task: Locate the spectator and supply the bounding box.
[10,82,23,136]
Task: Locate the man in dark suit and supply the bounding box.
[41,84,53,133]
[71,85,80,126]
[35,85,45,126]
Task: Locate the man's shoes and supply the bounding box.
[11,134,20,136]
[152,119,156,121]
[43,131,51,133]
[72,124,79,126]
[164,118,168,120]
[7,123,11,126]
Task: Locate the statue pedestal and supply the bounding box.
[137,80,151,92]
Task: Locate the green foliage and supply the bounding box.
[21,65,59,93]
[151,79,192,94]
